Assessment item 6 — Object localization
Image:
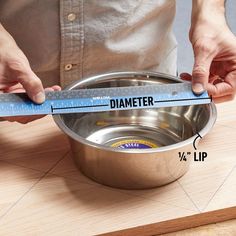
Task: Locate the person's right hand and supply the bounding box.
[0,24,60,123]
[180,0,236,103]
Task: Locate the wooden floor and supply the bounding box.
[0,100,236,235]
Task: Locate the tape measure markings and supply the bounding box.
[52,104,109,111]
[0,83,211,117]
[154,96,212,103]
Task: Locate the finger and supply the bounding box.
[207,71,236,97]
[44,85,61,93]
[192,41,216,94]
[180,73,221,84]
[3,83,24,93]
[207,82,233,97]
[180,73,192,81]
[0,81,18,90]
[11,62,45,104]
[209,74,221,84]
[224,71,236,93]
[213,94,235,103]
[3,85,61,124]
[5,84,61,93]
[45,87,55,92]
[5,115,45,124]
[51,85,61,91]
[7,87,25,93]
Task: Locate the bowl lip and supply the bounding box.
[53,71,217,154]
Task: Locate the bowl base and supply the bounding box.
[86,124,182,150]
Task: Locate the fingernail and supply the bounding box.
[33,92,45,104]
[192,83,205,95]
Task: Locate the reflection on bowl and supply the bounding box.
[54,71,217,189]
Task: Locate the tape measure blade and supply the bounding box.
[51,97,210,114]
[0,83,211,117]
[0,102,52,117]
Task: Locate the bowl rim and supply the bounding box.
[53,71,217,154]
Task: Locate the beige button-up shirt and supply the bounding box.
[0,0,177,88]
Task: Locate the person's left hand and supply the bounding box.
[181,9,236,103]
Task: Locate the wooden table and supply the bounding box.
[0,100,236,236]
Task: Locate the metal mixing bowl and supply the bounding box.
[54,71,217,189]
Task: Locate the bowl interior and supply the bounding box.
[59,75,211,149]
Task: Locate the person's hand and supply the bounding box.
[181,1,236,103]
[0,24,61,123]
[3,85,61,124]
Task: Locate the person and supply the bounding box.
[0,0,235,124]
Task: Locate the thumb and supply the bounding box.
[192,43,215,95]
[15,64,45,104]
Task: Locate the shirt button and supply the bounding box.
[67,13,76,22]
[64,64,73,71]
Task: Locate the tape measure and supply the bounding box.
[0,83,211,117]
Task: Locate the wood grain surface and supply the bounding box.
[0,100,235,235]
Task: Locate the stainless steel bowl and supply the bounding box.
[54,71,217,189]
